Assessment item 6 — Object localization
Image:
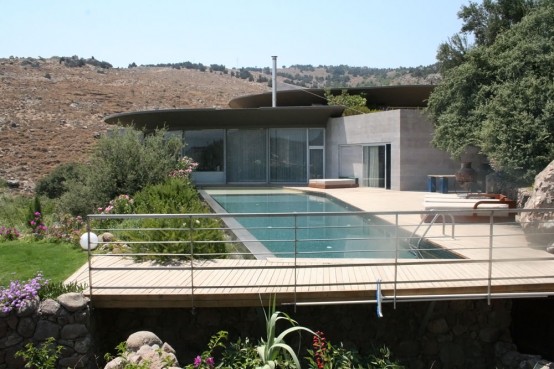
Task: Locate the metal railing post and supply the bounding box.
[294,213,298,311]
[189,215,195,311]
[487,211,494,305]
[393,213,399,309]
[86,217,93,304]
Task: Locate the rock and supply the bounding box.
[100,232,115,242]
[75,336,92,354]
[33,320,60,340]
[16,317,36,338]
[126,331,162,352]
[0,333,22,349]
[427,318,449,335]
[39,298,61,315]
[6,179,19,188]
[61,323,88,339]
[104,357,126,369]
[58,293,89,312]
[520,160,554,245]
[59,354,88,368]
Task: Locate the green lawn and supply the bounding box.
[0,241,88,286]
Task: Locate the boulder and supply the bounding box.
[520,160,554,245]
[126,331,162,352]
[58,293,89,312]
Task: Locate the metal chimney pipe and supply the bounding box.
[271,56,277,107]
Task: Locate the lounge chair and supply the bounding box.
[422,193,516,223]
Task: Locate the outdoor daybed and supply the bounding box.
[422,193,516,223]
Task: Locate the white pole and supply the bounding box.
[271,56,277,107]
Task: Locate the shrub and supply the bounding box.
[35,162,86,199]
[46,213,85,245]
[0,226,20,241]
[55,127,182,216]
[15,337,63,369]
[117,178,226,261]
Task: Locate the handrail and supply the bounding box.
[408,212,456,257]
[79,208,554,308]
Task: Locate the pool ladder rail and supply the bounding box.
[408,213,456,258]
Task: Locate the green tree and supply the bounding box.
[57,127,182,216]
[427,2,554,183]
[324,90,371,116]
[436,0,540,72]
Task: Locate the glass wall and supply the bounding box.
[181,128,325,184]
[269,128,307,182]
[184,130,224,171]
[226,129,267,182]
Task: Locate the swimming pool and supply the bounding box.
[205,189,458,259]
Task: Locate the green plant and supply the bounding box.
[306,331,358,369]
[366,346,404,369]
[185,330,228,369]
[256,295,316,369]
[15,337,63,369]
[38,280,87,300]
[35,162,86,199]
[118,178,226,262]
[219,336,262,369]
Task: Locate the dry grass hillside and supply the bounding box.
[0,57,268,193]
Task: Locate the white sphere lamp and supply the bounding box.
[79,232,99,251]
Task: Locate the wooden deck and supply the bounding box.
[65,188,554,308]
[66,254,554,308]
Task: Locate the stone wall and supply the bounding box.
[0,293,92,369]
[92,298,545,369]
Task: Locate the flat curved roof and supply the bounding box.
[229,85,435,109]
[105,105,345,129]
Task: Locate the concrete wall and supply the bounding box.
[326,109,458,191]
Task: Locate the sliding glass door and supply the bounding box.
[362,144,391,189]
[269,128,307,182]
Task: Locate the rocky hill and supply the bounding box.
[0,57,268,193]
[0,56,439,194]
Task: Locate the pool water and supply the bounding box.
[209,190,457,259]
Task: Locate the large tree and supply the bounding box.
[427,1,554,183]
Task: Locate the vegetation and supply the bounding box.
[427,0,553,183]
[115,178,227,261]
[15,337,64,369]
[180,297,404,369]
[0,241,87,286]
[325,90,373,116]
[36,127,183,216]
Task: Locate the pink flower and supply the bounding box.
[205,357,215,367]
[193,356,202,367]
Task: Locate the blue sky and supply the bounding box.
[0,0,470,69]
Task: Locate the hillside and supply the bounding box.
[0,56,439,194]
[0,57,268,193]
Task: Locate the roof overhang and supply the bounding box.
[229,85,435,109]
[104,105,345,130]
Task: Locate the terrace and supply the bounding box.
[65,187,554,309]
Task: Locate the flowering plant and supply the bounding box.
[306,331,358,369]
[28,211,47,238]
[47,214,85,244]
[0,226,20,241]
[169,156,198,179]
[97,194,134,215]
[0,273,48,314]
[185,330,228,369]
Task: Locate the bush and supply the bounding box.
[56,127,182,216]
[36,162,86,199]
[117,178,226,261]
